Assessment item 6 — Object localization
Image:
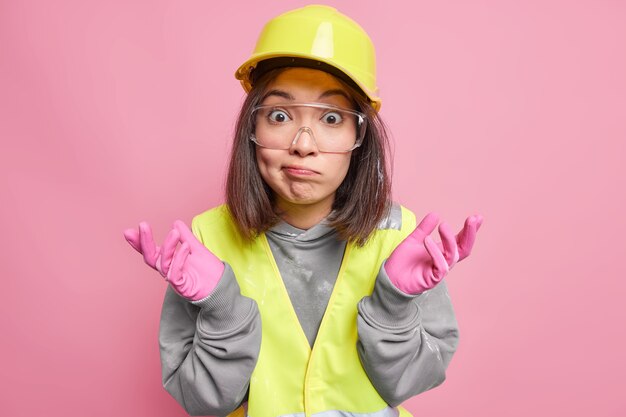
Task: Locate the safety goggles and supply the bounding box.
[250,103,367,153]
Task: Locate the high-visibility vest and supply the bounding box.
[192,204,417,417]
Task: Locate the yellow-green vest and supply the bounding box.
[192,205,417,417]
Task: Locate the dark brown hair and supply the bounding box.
[226,66,392,246]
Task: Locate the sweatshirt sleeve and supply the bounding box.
[356,261,459,407]
[159,263,261,416]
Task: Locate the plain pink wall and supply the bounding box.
[1,0,624,416]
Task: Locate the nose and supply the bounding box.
[289,126,319,156]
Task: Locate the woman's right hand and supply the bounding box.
[123,220,225,301]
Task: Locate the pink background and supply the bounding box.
[1,0,625,415]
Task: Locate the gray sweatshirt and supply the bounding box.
[158,204,459,415]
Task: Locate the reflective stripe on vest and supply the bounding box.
[192,205,416,417]
[227,405,412,417]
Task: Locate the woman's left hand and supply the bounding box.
[385,212,483,295]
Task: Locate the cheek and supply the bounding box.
[255,148,275,184]
[324,155,352,191]
[334,155,352,179]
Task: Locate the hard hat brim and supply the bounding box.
[235,53,382,112]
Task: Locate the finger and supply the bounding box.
[456,215,480,261]
[424,235,449,283]
[174,220,199,248]
[167,241,190,287]
[159,228,181,277]
[438,222,459,268]
[476,214,484,230]
[139,222,159,267]
[414,212,440,238]
[171,244,193,298]
[123,228,142,253]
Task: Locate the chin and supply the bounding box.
[278,190,334,208]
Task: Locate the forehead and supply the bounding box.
[263,67,353,106]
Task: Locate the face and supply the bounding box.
[254,67,355,217]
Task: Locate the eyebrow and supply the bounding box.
[261,88,352,103]
[262,89,294,101]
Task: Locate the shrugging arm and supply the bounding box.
[357,263,459,407]
[159,264,261,415]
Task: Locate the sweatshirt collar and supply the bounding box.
[268,216,337,242]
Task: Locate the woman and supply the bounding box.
[124,5,483,417]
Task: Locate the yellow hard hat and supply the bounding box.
[235,5,381,111]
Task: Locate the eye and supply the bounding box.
[268,109,291,123]
[321,111,343,125]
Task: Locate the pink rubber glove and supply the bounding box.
[123,220,225,301]
[385,212,483,295]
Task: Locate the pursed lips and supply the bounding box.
[282,165,319,176]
